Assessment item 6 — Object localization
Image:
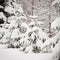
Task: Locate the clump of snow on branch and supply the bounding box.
[51,17,60,31]
[52,0,60,6]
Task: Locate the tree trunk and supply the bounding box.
[31,0,34,16]
[48,0,52,38]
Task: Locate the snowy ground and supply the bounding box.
[0,44,52,60]
[0,48,52,60]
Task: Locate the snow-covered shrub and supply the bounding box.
[19,26,39,53]
[7,23,27,48]
[52,41,60,60]
[40,31,60,53]
[0,1,28,49]
[47,31,60,49]
[41,31,60,53]
[22,26,49,53]
[25,26,49,53]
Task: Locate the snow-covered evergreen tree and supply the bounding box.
[0,0,27,48]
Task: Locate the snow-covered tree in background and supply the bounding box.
[51,0,60,60]
[51,0,60,38]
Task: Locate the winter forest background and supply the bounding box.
[0,0,60,60]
